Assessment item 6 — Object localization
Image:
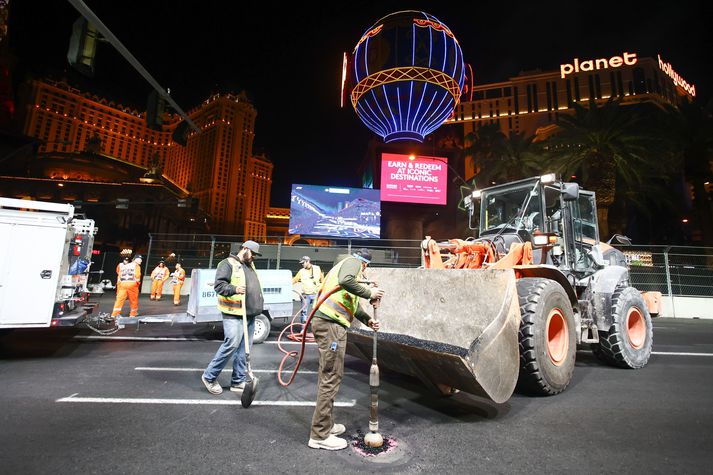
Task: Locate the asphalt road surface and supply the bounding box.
[1,317,712,474]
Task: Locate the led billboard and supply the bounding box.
[380,153,448,205]
[288,185,381,239]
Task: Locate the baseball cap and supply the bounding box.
[134,255,143,260]
[242,240,262,256]
[299,256,311,263]
[352,248,372,264]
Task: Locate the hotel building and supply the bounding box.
[445,52,696,177]
[15,78,282,240]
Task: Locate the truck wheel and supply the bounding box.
[516,278,576,396]
[592,286,653,369]
[253,314,271,344]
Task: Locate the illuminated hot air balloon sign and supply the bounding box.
[350,11,465,143]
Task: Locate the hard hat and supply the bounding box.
[299,256,311,263]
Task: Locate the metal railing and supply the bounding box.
[90,235,713,317]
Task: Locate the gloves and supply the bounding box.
[369,287,385,300]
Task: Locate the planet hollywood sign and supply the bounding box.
[560,52,638,79]
[658,54,696,97]
[559,51,695,98]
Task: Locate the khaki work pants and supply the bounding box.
[310,316,347,441]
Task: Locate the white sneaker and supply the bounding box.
[329,423,346,436]
[230,382,246,393]
[308,434,348,451]
[201,375,223,395]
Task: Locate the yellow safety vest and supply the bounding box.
[317,258,363,328]
[297,265,322,294]
[216,257,260,316]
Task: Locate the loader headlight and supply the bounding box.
[540,173,556,184]
[471,189,482,199]
[532,233,557,247]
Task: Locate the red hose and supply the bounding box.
[277,286,341,387]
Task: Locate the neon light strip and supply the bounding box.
[370,89,393,135]
[359,97,387,137]
[428,23,433,68]
[412,85,439,135]
[382,84,398,131]
[397,86,403,130]
[412,23,415,66]
[406,80,414,129]
[422,94,452,135]
[360,94,390,136]
[410,82,428,131]
[364,36,370,77]
[424,99,455,136]
[356,102,386,137]
[417,89,448,135]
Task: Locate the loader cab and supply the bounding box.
[544,183,600,275]
[479,177,544,238]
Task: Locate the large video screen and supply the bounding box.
[380,153,448,205]
[288,184,381,239]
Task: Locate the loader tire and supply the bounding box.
[516,278,576,396]
[591,286,653,369]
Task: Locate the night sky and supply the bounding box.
[8,1,713,208]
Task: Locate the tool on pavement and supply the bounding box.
[241,311,259,408]
[363,294,383,448]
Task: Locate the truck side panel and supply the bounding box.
[0,220,68,328]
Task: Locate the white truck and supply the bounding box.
[0,198,98,329]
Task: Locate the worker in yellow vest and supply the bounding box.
[150,261,170,300]
[171,263,186,305]
[111,255,143,318]
[201,241,264,396]
[292,256,323,323]
[308,248,384,451]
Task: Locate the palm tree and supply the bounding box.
[542,99,668,238]
[654,101,713,246]
[465,124,541,188]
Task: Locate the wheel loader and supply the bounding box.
[345,174,655,403]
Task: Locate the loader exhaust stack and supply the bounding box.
[346,268,521,404]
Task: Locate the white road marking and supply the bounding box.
[134,367,360,375]
[73,335,316,345]
[578,349,713,357]
[74,335,204,342]
[265,341,317,346]
[56,395,356,407]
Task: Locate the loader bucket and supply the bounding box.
[346,268,521,404]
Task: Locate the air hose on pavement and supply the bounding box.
[276,286,342,387]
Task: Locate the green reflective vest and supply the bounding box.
[216,257,260,316]
[317,258,363,328]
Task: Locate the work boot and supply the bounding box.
[201,375,223,395]
[230,382,246,393]
[308,435,348,451]
[329,424,346,436]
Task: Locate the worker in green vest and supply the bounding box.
[201,240,264,396]
[308,248,384,451]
